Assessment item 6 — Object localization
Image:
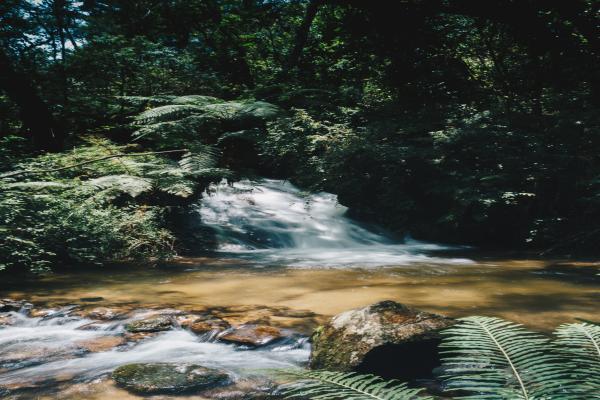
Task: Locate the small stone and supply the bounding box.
[76,336,126,352]
[125,315,173,333]
[0,314,15,326]
[219,325,284,347]
[112,363,229,395]
[0,299,33,313]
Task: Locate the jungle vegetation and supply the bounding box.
[0,0,598,273]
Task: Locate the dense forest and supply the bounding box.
[1,0,599,274]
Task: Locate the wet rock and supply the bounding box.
[80,297,104,302]
[177,314,231,335]
[125,315,173,333]
[219,325,284,347]
[0,299,33,313]
[124,331,159,342]
[309,301,455,380]
[78,307,124,320]
[0,314,15,326]
[76,336,127,352]
[200,378,277,399]
[112,363,229,395]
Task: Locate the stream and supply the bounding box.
[1,179,598,399]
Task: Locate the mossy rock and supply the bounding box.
[112,363,230,395]
[309,301,455,380]
[125,315,173,333]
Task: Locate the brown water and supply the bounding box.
[2,255,598,331]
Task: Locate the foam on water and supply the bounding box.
[0,310,308,386]
[198,179,471,267]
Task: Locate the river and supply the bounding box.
[0,179,598,399]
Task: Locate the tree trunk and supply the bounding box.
[287,0,324,70]
[0,47,63,151]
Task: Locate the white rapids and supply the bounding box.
[198,179,471,267]
[0,309,308,387]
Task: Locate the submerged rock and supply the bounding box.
[219,324,284,347]
[125,315,173,333]
[76,336,126,352]
[309,301,455,380]
[112,363,229,395]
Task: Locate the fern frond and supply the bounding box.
[85,175,153,198]
[279,370,432,400]
[134,105,204,124]
[172,95,220,106]
[440,316,572,399]
[554,322,600,394]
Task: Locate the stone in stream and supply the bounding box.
[0,299,33,313]
[125,315,173,333]
[176,314,231,335]
[219,324,285,347]
[112,363,230,395]
[75,336,127,352]
[309,300,455,380]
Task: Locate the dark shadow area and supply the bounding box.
[356,338,442,381]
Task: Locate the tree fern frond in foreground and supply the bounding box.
[440,316,582,399]
[554,322,600,395]
[279,370,432,400]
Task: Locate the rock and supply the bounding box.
[112,363,229,395]
[177,314,231,335]
[125,315,173,333]
[76,336,127,352]
[309,301,455,380]
[0,299,33,313]
[80,297,104,302]
[200,378,277,399]
[219,325,284,347]
[0,314,15,326]
[78,307,125,320]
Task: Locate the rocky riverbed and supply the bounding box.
[0,298,318,399]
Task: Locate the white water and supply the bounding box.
[0,309,308,387]
[198,179,471,267]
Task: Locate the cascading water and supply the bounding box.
[198,179,471,267]
[0,308,308,389]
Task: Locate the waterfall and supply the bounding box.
[198,179,470,267]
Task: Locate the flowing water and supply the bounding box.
[0,179,598,399]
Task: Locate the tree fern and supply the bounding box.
[279,370,432,400]
[134,105,204,124]
[440,316,576,399]
[553,322,600,395]
[171,95,220,106]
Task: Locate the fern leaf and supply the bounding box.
[134,105,204,124]
[554,322,600,394]
[440,316,573,399]
[86,175,153,198]
[171,95,220,106]
[279,370,432,400]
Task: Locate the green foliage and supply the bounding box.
[554,323,600,394]
[0,138,228,273]
[282,318,599,400]
[279,370,431,400]
[440,316,573,399]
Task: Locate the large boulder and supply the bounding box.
[309,301,455,380]
[112,363,229,395]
